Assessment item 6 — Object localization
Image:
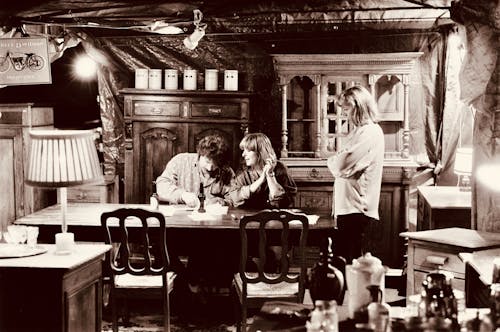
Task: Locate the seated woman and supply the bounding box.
[228,132,297,209]
[228,133,297,272]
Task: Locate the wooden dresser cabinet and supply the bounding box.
[120,89,251,203]
[0,103,55,231]
[401,228,500,296]
[271,53,422,267]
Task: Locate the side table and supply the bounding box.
[0,244,111,332]
[459,248,500,307]
[401,228,500,296]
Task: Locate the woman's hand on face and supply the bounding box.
[181,192,199,208]
[264,158,276,176]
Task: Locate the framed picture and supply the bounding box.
[0,37,52,86]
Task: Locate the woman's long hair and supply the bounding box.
[338,85,379,126]
[239,133,276,170]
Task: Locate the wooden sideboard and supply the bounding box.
[120,89,251,203]
[417,185,471,230]
[401,228,500,296]
[0,244,111,332]
[0,103,55,232]
[270,53,423,268]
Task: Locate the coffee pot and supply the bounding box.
[345,252,386,319]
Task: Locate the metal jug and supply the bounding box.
[345,252,386,319]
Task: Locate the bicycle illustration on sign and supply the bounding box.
[0,51,45,73]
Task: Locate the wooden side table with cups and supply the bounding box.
[401,228,500,296]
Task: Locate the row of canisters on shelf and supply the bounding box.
[134,68,238,91]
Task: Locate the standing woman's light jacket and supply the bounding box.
[327,123,384,220]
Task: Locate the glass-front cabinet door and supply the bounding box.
[286,76,317,158]
[320,75,366,156]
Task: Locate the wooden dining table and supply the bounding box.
[13,203,335,252]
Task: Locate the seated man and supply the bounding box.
[156,134,234,208]
[156,134,235,307]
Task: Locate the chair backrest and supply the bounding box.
[101,208,170,276]
[238,209,309,296]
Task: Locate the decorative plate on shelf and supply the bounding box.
[0,244,47,258]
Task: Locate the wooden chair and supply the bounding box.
[232,209,309,332]
[101,208,176,332]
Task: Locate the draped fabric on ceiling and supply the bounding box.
[76,28,464,180]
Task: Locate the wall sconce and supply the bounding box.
[183,9,206,50]
[454,147,472,191]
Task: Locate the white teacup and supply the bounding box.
[6,225,28,245]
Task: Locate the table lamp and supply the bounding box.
[25,130,103,254]
[454,147,473,192]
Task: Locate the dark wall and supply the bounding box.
[0,43,100,129]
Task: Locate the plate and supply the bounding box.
[260,301,312,322]
[0,244,48,258]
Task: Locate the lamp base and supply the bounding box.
[55,232,74,255]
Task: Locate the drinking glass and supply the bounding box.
[26,226,39,248]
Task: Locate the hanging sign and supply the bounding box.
[0,37,52,85]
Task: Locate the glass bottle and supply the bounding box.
[367,285,390,332]
[197,182,205,213]
[150,181,159,210]
[308,237,346,305]
[306,300,338,332]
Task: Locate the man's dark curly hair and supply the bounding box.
[197,134,230,168]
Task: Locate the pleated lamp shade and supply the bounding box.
[26,130,103,188]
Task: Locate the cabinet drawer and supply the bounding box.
[288,167,333,182]
[413,245,464,274]
[0,106,53,126]
[67,187,102,203]
[191,102,241,118]
[298,191,332,209]
[133,101,181,117]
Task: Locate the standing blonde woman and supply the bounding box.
[228,132,296,209]
[327,85,385,264]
